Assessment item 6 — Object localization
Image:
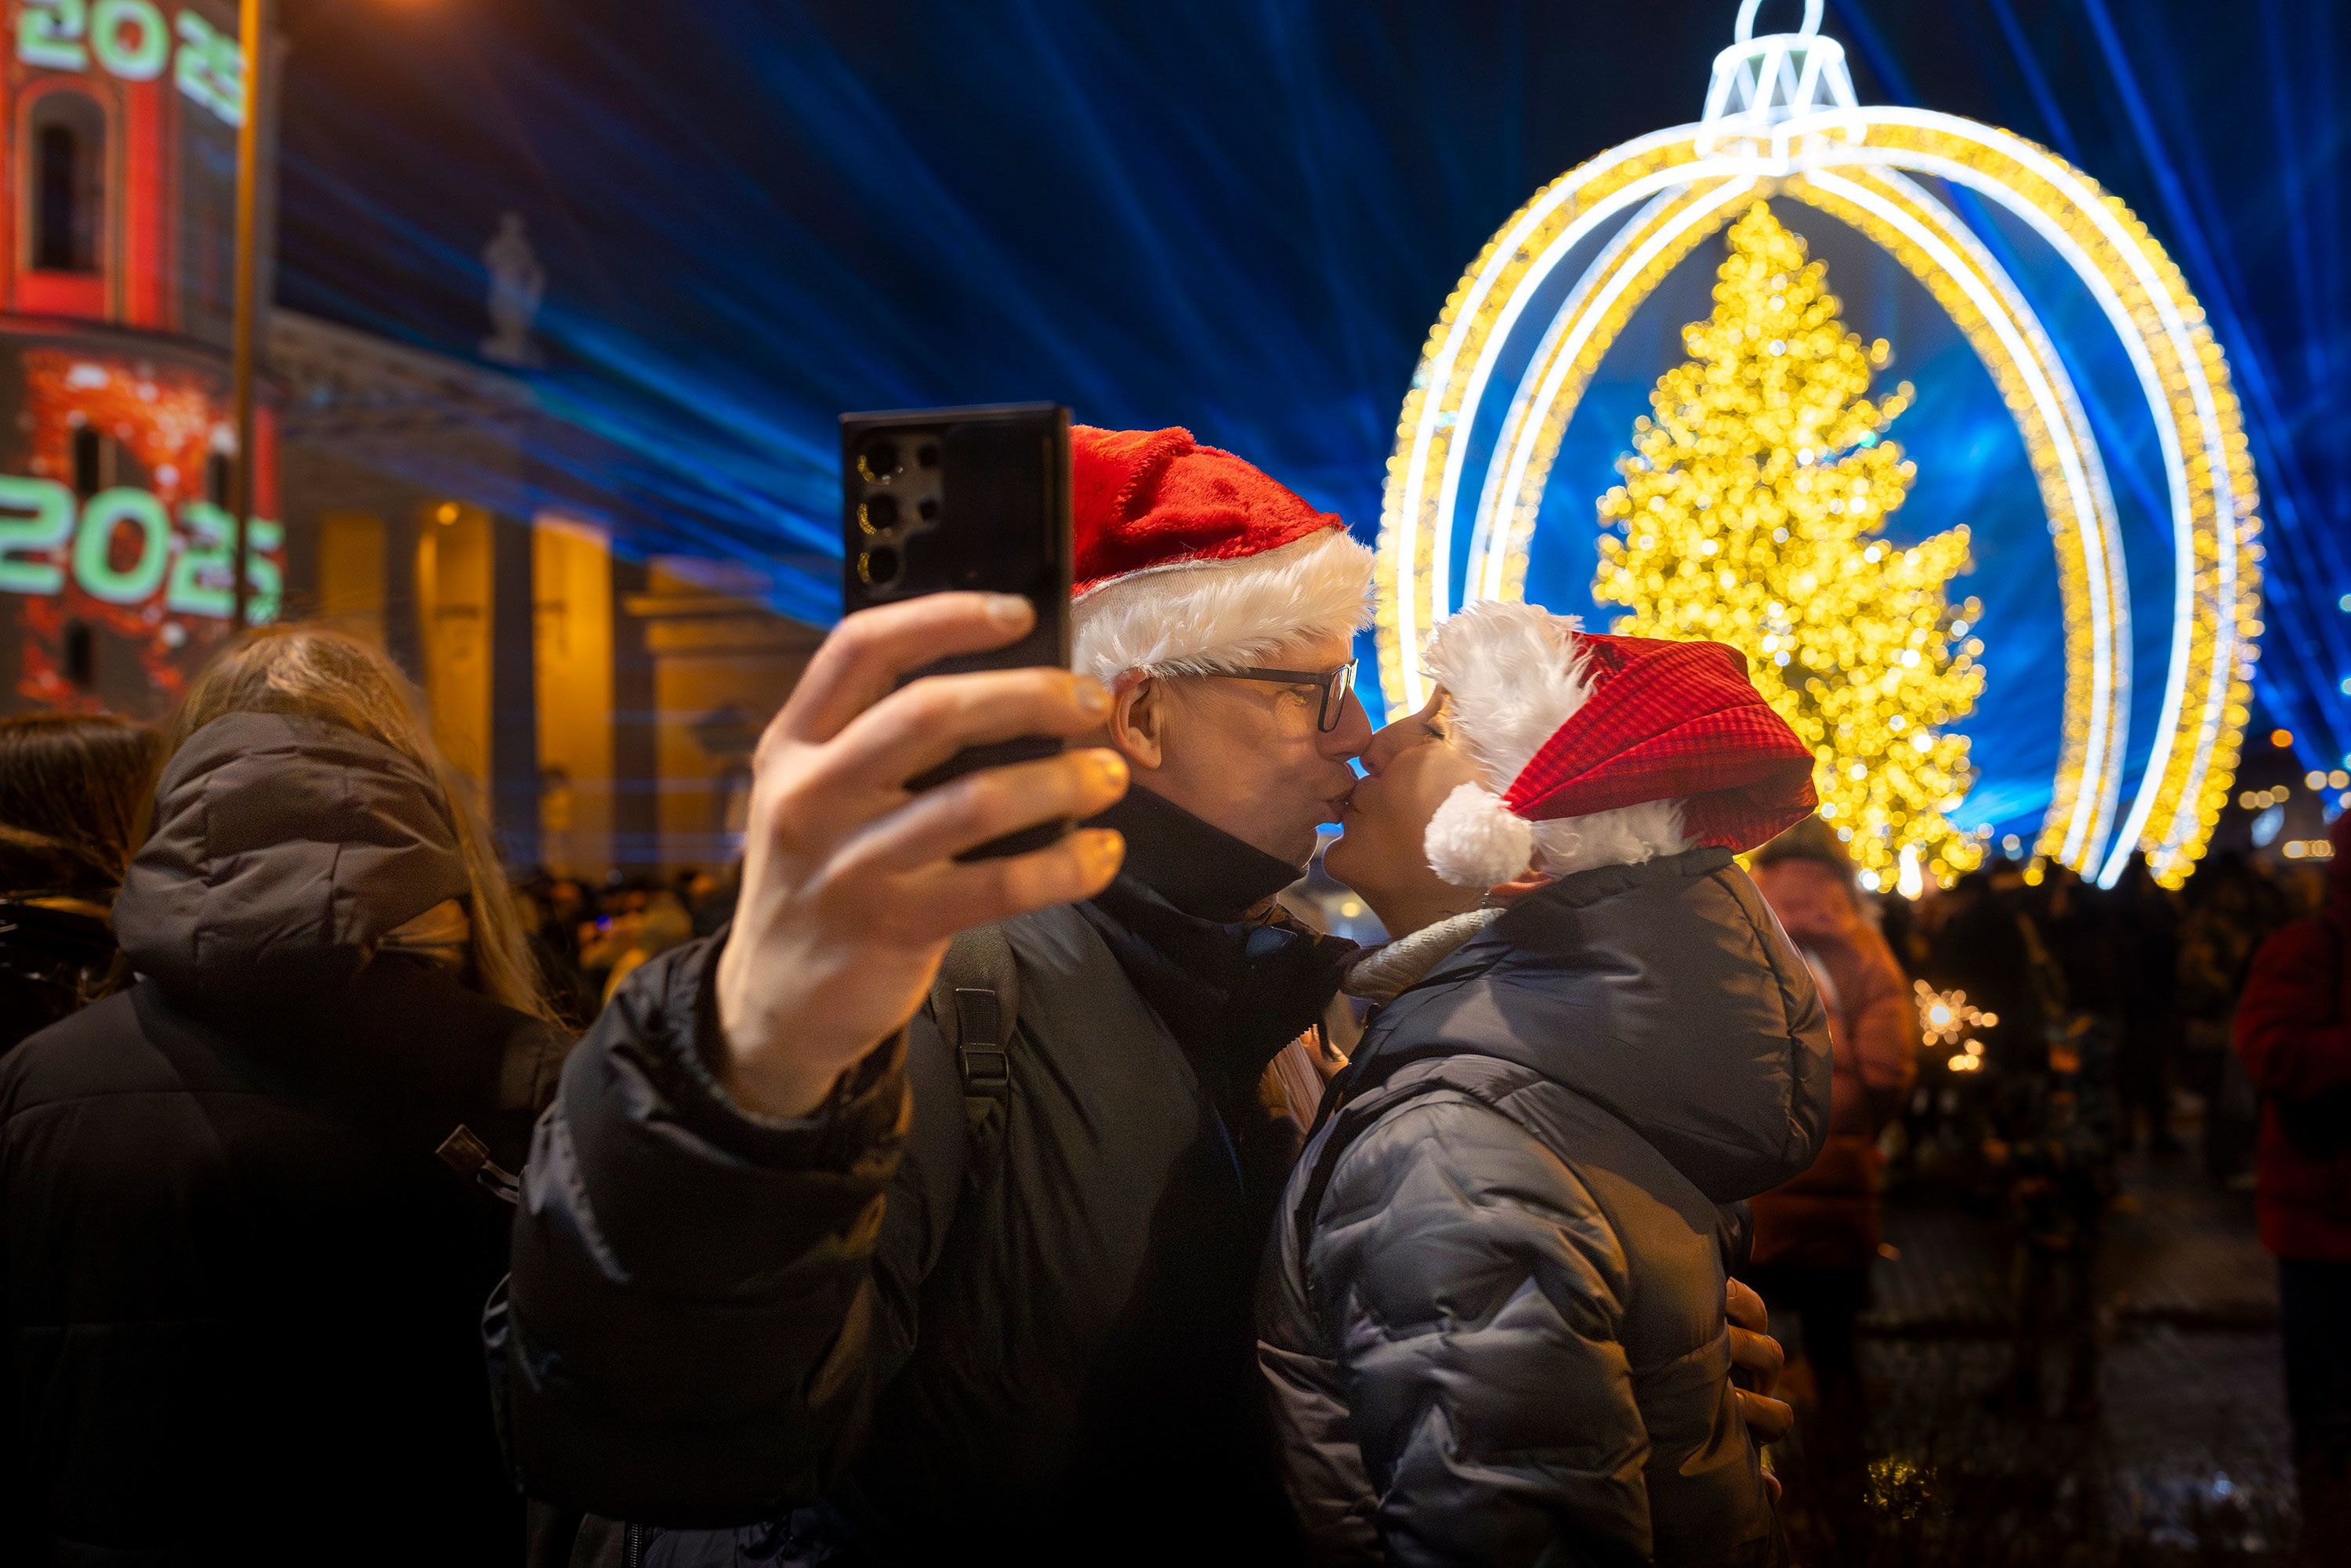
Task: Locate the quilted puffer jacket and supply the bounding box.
[1258,846,1831,1566]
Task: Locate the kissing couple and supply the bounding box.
[498,426,1831,1568]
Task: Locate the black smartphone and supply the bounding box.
[840,403,1074,859]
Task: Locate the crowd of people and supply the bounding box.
[510,866,735,1032]
[0,425,2342,1566]
[1881,846,2314,1179]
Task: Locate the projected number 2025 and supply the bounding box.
[0,474,280,621]
[17,0,244,126]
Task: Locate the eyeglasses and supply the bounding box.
[1211,660,1360,733]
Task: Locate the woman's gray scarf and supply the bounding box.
[1342,907,1505,1007]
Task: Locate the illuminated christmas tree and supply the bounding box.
[1595,201,1983,884]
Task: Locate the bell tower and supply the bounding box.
[4,0,252,339]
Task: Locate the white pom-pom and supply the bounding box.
[1425,782,1535,889]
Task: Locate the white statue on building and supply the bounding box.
[480,211,545,368]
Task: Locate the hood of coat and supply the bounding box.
[114,711,472,1012]
[1357,846,1832,1204]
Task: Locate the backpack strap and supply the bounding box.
[929,925,1020,1139]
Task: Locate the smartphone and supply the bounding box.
[840,403,1074,858]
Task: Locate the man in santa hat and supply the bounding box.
[497,427,1377,1559]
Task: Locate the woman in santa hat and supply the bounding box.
[1257,599,1833,1566]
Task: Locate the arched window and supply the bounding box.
[28,92,105,275]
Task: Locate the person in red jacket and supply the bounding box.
[1745,821,1919,1418]
[2234,809,2351,1562]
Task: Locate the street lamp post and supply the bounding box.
[229,0,271,631]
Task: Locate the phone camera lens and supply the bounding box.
[859,441,902,483]
[860,545,902,588]
[918,498,940,522]
[860,494,900,532]
[917,442,940,469]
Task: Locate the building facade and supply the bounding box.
[273,306,821,880]
[0,2,818,876]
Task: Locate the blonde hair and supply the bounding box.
[168,626,555,1023]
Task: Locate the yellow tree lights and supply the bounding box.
[1596,203,1983,881]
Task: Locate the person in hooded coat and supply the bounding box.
[1259,602,1831,1566]
[2234,809,2351,1563]
[1744,820,1918,1414]
[0,628,568,1564]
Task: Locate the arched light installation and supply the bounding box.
[1376,0,2261,886]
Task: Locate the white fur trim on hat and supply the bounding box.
[1422,599,1691,882]
[1071,527,1375,686]
[1425,599,1596,784]
[1425,781,1535,889]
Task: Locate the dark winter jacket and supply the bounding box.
[2234,813,2351,1262]
[0,712,567,1564]
[494,787,1355,1564]
[1259,848,1831,1566]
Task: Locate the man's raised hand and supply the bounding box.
[714,593,1128,1118]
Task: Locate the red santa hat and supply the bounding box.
[1070,425,1375,685]
[1421,600,1820,888]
